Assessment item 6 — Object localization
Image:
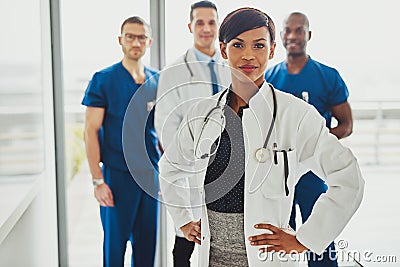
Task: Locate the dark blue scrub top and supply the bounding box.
[265,56,349,128]
[82,62,160,172]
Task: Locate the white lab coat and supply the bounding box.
[155,47,231,147]
[155,48,231,237]
[159,82,364,267]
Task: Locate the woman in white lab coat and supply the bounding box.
[159,7,364,267]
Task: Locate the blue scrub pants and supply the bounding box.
[289,172,338,267]
[100,166,158,267]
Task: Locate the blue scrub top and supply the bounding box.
[82,62,160,172]
[265,56,349,127]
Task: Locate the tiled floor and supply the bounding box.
[67,161,400,267]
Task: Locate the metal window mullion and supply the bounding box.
[49,0,69,266]
[150,1,167,267]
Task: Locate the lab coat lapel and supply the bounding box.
[243,83,276,192]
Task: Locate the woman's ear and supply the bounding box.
[268,42,277,60]
[220,42,228,59]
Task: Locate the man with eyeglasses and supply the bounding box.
[82,16,159,267]
[155,1,230,266]
[265,12,353,267]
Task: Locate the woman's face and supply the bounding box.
[220,26,276,87]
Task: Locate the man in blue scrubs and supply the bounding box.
[265,12,353,266]
[82,16,159,267]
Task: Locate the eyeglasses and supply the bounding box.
[122,33,148,43]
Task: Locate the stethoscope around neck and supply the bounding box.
[184,50,194,79]
[194,83,278,164]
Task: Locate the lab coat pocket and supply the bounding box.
[260,149,296,198]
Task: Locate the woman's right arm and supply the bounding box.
[294,106,364,255]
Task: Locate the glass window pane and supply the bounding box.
[0,0,44,176]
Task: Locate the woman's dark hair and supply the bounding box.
[219,7,275,44]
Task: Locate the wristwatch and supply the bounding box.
[92,178,105,188]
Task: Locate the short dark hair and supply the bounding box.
[190,1,218,22]
[120,16,152,37]
[219,7,275,45]
[284,12,310,29]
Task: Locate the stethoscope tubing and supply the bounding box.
[196,83,277,158]
[263,84,277,149]
[184,50,194,78]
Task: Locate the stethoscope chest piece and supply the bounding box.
[255,147,270,163]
